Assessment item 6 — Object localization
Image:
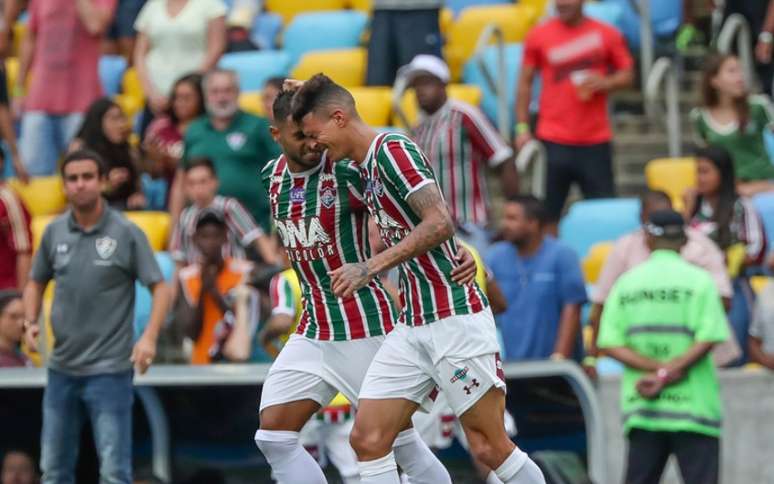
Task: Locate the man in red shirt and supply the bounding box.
[15,0,117,176]
[515,0,633,229]
[0,152,31,291]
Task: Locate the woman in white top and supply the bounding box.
[134,0,227,127]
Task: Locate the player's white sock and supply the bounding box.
[358,452,401,484]
[486,470,505,484]
[392,428,451,484]
[254,429,328,483]
[494,448,546,484]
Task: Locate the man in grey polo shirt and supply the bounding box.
[21,149,170,484]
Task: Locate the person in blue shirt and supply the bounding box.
[485,195,588,361]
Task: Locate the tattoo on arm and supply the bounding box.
[355,262,370,277]
[407,183,446,214]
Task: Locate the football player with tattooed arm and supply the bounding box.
[253,88,478,484]
[291,74,546,484]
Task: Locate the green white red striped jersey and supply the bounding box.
[261,152,397,341]
[357,132,489,326]
[412,99,513,227]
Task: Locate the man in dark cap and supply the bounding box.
[598,209,729,484]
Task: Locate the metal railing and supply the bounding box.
[644,56,682,157]
[717,13,756,92]
[515,139,547,198]
[0,361,606,483]
[636,0,655,84]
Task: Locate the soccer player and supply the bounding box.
[291,74,546,484]
[254,89,475,484]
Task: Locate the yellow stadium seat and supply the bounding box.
[265,0,348,24]
[5,57,17,96]
[114,94,144,121]
[239,91,266,117]
[12,21,25,58]
[645,157,696,211]
[750,276,771,295]
[519,0,551,18]
[122,67,145,101]
[446,4,537,80]
[395,84,482,128]
[8,176,67,217]
[292,48,367,87]
[582,241,614,284]
[347,0,372,12]
[350,87,392,127]
[440,8,454,37]
[124,211,171,251]
[31,214,55,251]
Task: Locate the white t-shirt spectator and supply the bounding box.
[135,0,227,96]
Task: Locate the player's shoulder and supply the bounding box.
[261,154,285,181]
[379,131,420,156]
[449,99,490,125]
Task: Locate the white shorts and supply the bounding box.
[259,334,385,412]
[359,308,506,416]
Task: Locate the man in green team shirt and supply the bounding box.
[598,209,728,484]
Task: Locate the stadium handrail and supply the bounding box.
[471,23,509,141]
[644,56,682,157]
[635,0,655,84]
[515,139,547,199]
[0,361,607,483]
[718,13,756,92]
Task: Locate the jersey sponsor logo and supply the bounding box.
[290,187,305,204]
[271,175,284,185]
[95,237,117,259]
[226,132,246,151]
[320,172,337,183]
[320,186,336,208]
[276,216,335,262]
[449,366,470,384]
[375,209,410,241]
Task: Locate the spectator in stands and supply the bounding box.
[16,0,117,176]
[692,54,774,196]
[366,0,442,86]
[174,210,259,364]
[144,73,206,194]
[402,54,518,250]
[71,98,146,210]
[750,280,774,370]
[587,190,737,373]
[171,68,281,233]
[262,77,286,124]
[22,149,170,483]
[1,449,38,484]
[0,0,27,183]
[0,150,31,291]
[723,0,774,95]
[0,290,31,368]
[485,195,587,361]
[598,209,727,484]
[685,146,767,362]
[133,0,226,136]
[515,0,634,232]
[105,0,146,62]
[170,157,275,267]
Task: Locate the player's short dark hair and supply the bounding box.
[640,189,672,209]
[272,89,296,126]
[291,73,356,123]
[61,149,106,177]
[506,194,547,225]
[184,157,217,177]
[0,290,21,314]
[195,210,227,232]
[264,76,286,91]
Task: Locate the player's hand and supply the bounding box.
[635,373,664,399]
[451,246,477,285]
[578,73,609,94]
[24,323,40,353]
[329,262,374,299]
[131,334,157,374]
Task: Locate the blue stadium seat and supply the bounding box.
[462,43,540,128]
[584,1,624,32]
[251,12,283,50]
[559,198,641,258]
[99,55,128,98]
[283,11,368,66]
[446,0,510,17]
[765,130,774,163]
[603,0,682,49]
[134,252,176,339]
[753,193,774,251]
[218,51,292,92]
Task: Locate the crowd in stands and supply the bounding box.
[6,0,774,482]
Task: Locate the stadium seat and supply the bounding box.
[559,198,641,258]
[265,0,348,25]
[99,55,128,98]
[644,157,696,211]
[462,42,541,129]
[238,91,265,117]
[750,275,770,295]
[350,87,392,127]
[395,84,482,128]
[752,193,774,251]
[291,48,367,87]
[446,0,510,17]
[250,12,284,50]
[446,4,537,80]
[348,0,372,12]
[583,1,625,31]
[604,0,682,49]
[122,67,144,101]
[31,214,55,251]
[218,51,292,92]
[12,21,25,58]
[519,0,550,18]
[8,176,67,217]
[134,251,175,338]
[124,211,172,251]
[6,57,18,96]
[582,241,614,284]
[283,11,368,66]
[439,8,454,37]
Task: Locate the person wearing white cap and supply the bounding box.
[402,55,518,252]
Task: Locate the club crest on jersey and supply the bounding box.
[290,187,305,204]
[95,237,117,259]
[320,186,336,208]
[226,132,246,150]
[372,179,385,197]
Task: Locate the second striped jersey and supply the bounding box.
[357,132,489,326]
[262,152,397,341]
